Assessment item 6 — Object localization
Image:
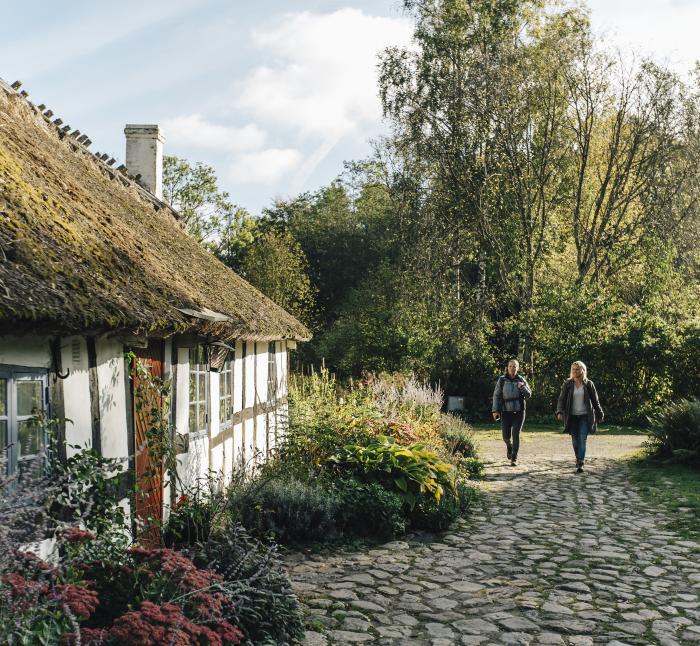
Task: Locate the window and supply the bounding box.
[188,347,208,434]
[0,370,48,474]
[267,343,277,403]
[219,355,233,427]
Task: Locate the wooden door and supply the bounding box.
[133,341,165,547]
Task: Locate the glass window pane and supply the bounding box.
[220,374,225,398]
[0,378,6,416]
[18,419,42,457]
[189,372,196,402]
[17,381,42,417]
[0,420,6,449]
[189,404,196,433]
[198,374,205,402]
[198,403,206,432]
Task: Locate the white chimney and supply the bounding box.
[124,124,165,199]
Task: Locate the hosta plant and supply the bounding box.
[330,436,455,508]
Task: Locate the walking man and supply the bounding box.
[492,359,532,466]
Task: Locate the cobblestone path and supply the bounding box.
[288,434,700,645]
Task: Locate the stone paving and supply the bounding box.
[287,434,700,645]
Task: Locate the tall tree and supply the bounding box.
[239,229,317,328]
[162,156,255,262]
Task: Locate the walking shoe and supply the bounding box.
[576,463,583,473]
[510,459,517,467]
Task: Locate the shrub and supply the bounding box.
[457,456,485,480]
[438,414,478,458]
[409,480,478,532]
[189,525,305,646]
[333,478,406,540]
[47,447,126,536]
[105,601,243,646]
[330,436,456,508]
[163,477,228,549]
[646,398,700,464]
[231,478,338,544]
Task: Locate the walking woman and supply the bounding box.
[556,361,604,473]
[492,359,532,466]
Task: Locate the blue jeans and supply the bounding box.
[571,415,589,464]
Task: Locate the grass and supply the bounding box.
[627,454,700,539]
[470,421,647,441]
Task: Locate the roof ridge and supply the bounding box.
[0,77,181,222]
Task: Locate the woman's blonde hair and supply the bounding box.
[570,360,588,381]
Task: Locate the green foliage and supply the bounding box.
[188,526,305,646]
[409,480,478,532]
[163,156,255,260]
[239,228,317,327]
[48,447,126,536]
[645,399,700,464]
[330,436,456,509]
[231,478,338,545]
[333,478,407,540]
[438,414,478,458]
[163,476,228,549]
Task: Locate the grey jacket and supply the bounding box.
[556,379,604,434]
[492,374,532,414]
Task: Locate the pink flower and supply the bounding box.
[62,528,96,543]
[55,583,99,619]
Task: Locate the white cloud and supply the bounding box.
[240,8,413,136]
[234,8,413,190]
[229,148,303,184]
[588,0,700,72]
[163,114,266,152]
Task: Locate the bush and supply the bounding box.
[48,447,126,536]
[409,480,477,532]
[163,477,228,549]
[334,478,406,540]
[330,436,456,508]
[189,525,305,646]
[646,398,700,464]
[438,414,478,458]
[231,478,338,545]
[457,456,485,479]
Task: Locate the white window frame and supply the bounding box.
[0,368,48,475]
[219,355,234,428]
[267,342,277,404]
[188,347,209,436]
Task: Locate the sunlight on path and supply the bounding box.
[288,434,700,645]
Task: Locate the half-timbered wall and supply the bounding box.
[0,335,290,524]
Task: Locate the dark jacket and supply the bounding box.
[556,378,604,434]
[492,374,532,414]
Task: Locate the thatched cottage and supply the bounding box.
[0,78,310,537]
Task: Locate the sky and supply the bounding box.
[2,1,699,215]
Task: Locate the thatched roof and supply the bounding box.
[0,80,311,342]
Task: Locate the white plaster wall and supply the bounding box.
[244,341,255,464]
[95,337,128,462]
[61,336,92,455]
[209,370,224,476]
[232,339,244,472]
[0,335,51,368]
[277,343,289,443]
[175,347,189,436]
[255,344,268,460]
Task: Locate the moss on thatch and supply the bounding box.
[0,86,310,341]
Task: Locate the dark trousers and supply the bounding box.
[501,410,525,460]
